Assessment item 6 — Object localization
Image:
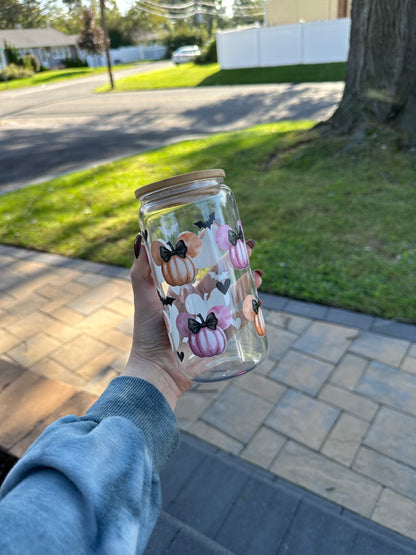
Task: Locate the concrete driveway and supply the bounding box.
[0,61,344,192]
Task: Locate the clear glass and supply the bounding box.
[138,174,268,382]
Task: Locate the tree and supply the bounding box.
[123,0,168,44]
[104,1,134,47]
[45,1,85,35]
[62,1,113,88]
[0,0,46,29]
[77,7,105,55]
[231,0,264,27]
[323,0,416,145]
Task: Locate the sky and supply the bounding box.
[114,0,131,15]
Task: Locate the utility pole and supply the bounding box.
[99,0,114,89]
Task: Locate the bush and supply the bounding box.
[0,63,34,82]
[195,38,217,64]
[164,29,207,57]
[4,41,19,65]
[65,55,89,68]
[21,53,41,73]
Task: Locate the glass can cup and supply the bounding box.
[135,169,268,382]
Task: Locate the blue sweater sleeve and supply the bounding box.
[0,376,179,555]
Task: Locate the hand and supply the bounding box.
[121,234,263,410]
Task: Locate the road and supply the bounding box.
[0,61,344,192]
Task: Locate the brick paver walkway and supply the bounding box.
[1,244,416,542]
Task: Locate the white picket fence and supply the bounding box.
[216,18,351,69]
[85,44,167,68]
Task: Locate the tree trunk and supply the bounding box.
[325,0,416,144]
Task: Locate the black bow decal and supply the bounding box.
[188,312,218,334]
[228,226,244,246]
[252,299,262,315]
[160,240,188,262]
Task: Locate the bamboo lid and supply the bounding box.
[135,169,226,199]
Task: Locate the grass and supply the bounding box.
[95,62,346,92]
[0,63,142,92]
[2,61,346,93]
[96,63,220,91]
[1,120,415,320]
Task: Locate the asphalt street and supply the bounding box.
[0,61,344,192]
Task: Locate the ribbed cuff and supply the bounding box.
[83,377,179,472]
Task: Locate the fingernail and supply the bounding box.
[254,269,264,277]
[246,239,256,249]
[134,233,142,259]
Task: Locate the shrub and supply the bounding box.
[0,63,34,82]
[4,41,19,65]
[65,55,89,68]
[164,29,207,57]
[195,38,217,64]
[21,53,41,73]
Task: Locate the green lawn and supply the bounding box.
[96,63,220,91]
[95,62,346,92]
[1,120,415,320]
[0,63,142,91]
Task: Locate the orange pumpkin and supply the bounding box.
[253,306,266,337]
[162,256,196,286]
[151,232,202,286]
[243,294,266,337]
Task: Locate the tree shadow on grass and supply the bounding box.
[35,70,93,84]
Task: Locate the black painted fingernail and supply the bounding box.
[246,239,256,249]
[134,233,142,259]
[254,269,264,277]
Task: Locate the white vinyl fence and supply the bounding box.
[85,44,167,68]
[216,18,350,69]
[0,48,7,71]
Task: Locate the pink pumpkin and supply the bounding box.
[189,326,227,357]
[215,221,249,270]
[176,305,232,358]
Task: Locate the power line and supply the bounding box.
[136,2,262,19]
[131,3,200,18]
[143,0,196,10]
[135,0,226,19]
[138,0,219,11]
[233,4,263,9]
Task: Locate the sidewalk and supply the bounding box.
[1,244,416,543]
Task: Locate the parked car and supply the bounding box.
[171,45,201,64]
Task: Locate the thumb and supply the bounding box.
[131,233,154,288]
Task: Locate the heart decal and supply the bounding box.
[177,351,185,362]
[216,278,231,295]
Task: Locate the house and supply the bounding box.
[264,0,353,27]
[0,27,167,71]
[0,28,80,70]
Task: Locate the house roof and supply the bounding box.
[0,28,77,49]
